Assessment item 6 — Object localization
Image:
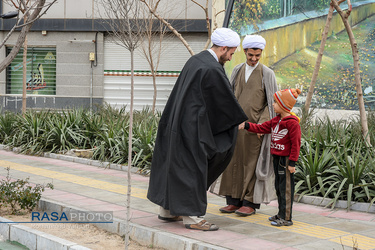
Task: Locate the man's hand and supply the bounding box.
[239,122,245,130]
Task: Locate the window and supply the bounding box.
[6,47,56,95]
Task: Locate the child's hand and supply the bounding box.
[239,122,246,130]
[288,166,295,174]
[257,133,264,139]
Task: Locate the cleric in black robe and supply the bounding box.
[147,28,248,231]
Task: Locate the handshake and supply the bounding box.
[238,122,246,130]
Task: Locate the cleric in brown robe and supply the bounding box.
[219,35,279,216]
[147,28,248,231]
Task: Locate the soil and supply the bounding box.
[1,208,164,250]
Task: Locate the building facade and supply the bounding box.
[1,0,374,112]
[0,0,212,112]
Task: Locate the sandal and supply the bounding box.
[185,220,219,231]
[268,215,280,221]
[271,218,293,227]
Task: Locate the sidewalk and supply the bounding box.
[1,149,375,250]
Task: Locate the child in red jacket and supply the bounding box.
[239,88,302,226]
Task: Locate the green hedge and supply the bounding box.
[1,106,374,208]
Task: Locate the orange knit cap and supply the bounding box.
[274,88,302,112]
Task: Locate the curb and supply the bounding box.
[38,198,228,250]
[0,217,91,250]
[0,145,136,173]
[44,152,138,173]
[295,194,375,213]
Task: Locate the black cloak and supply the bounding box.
[147,50,248,216]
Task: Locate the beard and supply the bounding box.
[218,58,225,65]
[219,51,229,65]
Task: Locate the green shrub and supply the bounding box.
[44,111,86,153]
[132,108,159,173]
[0,167,54,214]
[325,141,374,209]
[296,109,375,210]
[10,111,49,155]
[0,111,17,144]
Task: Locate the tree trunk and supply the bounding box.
[304,5,334,112]
[331,0,370,145]
[22,34,27,115]
[125,48,134,250]
[0,24,30,73]
[152,71,157,114]
[148,35,157,114]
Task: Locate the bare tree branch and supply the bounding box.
[154,0,161,10]
[9,0,20,9]
[140,0,195,55]
[0,0,57,47]
[216,9,225,16]
[137,0,174,113]
[191,0,205,10]
[0,0,57,73]
[191,0,211,50]
[7,0,57,31]
[0,13,22,49]
[212,9,225,31]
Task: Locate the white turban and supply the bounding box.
[211,28,240,47]
[242,35,266,50]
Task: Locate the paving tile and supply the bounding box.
[44,193,89,201]
[185,229,248,245]
[207,216,250,230]
[131,215,177,228]
[127,209,154,220]
[258,230,318,247]
[329,209,375,221]
[83,203,126,212]
[292,239,349,250]
[322,220,375,234]
[118,210,163,222]
[156,222,193,235]
[222,221,281,236]
[70,198,110,206]
[359,229,375,240]
[292,213,340,225]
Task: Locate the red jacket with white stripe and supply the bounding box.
[245,115,301,166]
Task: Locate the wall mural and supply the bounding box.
[6,48,56,95]
[225,0,375,110]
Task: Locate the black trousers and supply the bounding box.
[225,196,260,209]
[273,155,294,221]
